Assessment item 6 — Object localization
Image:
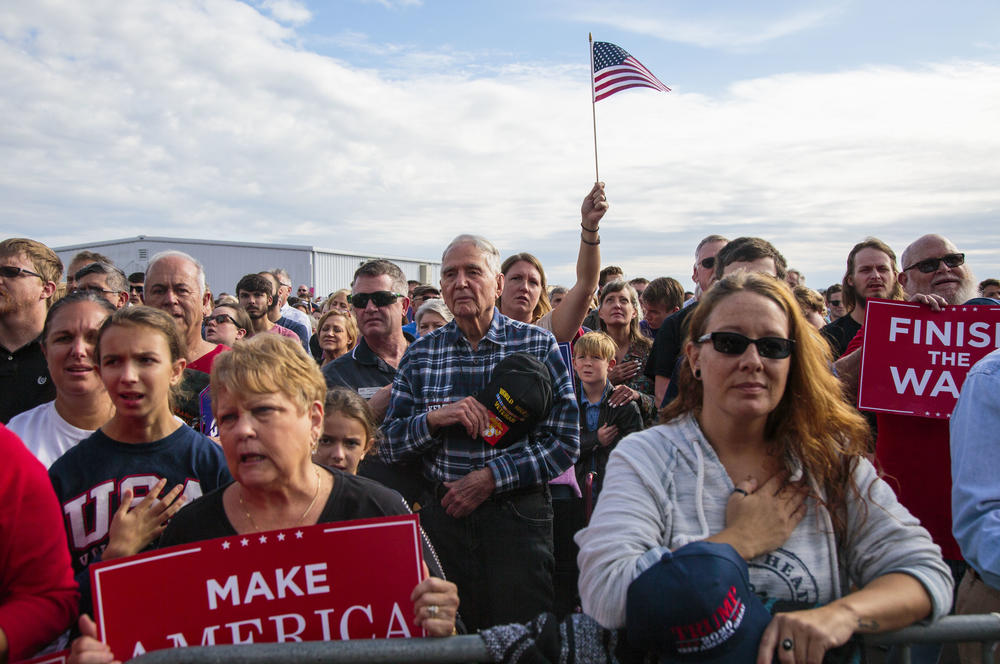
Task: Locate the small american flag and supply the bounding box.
[592,41,670,102]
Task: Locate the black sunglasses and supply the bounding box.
[130,284,143,294]
[699,256,716,270]
[0,265,43,280]
[205,313,238,326]
[903,252,965,274]
[829,299,842,307]
[349,291,404,308]
[697,331,795,359]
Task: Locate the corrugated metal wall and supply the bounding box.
[55,237,440,300]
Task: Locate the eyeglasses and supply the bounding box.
[0,265,43,280]
[903,252,965,274]
[205,313,238,326]
[73,285,119,296]
[697,331,794,359]
[130,284,143,294]
[829,299,841,307]
[349,291,405,308]
[699,257,716,270]
[279,282,292,290]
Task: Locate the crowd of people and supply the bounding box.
[2,183,1000,663]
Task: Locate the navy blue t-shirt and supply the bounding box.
[49,424,232,576]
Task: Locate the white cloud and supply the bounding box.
[257,0,312,26]
[566,2,844,50]
[0,1,998,292]
[358,0,423,10]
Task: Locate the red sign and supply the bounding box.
[15,650,68,664]
[91,514,425,661]
[858,299,1000,418]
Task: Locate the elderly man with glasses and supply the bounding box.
[0,238,62,423]
[73,262,129,310]
[833,234,993,624]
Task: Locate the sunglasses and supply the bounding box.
[829,299,841,307]
[903,252,965,274]
[349,291,404,308]
[205,313,238,326]
[0,265,43,280]
[697,331,794,359]
[130,284,143,294]
[699,257,716,270]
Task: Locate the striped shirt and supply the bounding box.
[382,309,580,492]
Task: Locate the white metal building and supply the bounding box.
[54,236,440,299]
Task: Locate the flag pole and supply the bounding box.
[589,33,599,182]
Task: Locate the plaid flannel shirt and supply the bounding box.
[382,309,580,493]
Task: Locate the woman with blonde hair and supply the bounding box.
[594,280,656,424]
[315,309,359,366]
[577,272,952,661]
[495,183,607,343]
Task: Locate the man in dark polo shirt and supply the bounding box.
[322,259,412,422]
[646,234,727,405]
[0,238,62,423]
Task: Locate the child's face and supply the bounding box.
[313,411,372,475]
[573,352,613,385]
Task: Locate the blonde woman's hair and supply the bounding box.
[211,334,325,415]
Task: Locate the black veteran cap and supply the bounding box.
[475,352,553,448]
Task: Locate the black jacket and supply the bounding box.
[575,383,643,498]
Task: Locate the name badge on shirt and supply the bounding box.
[358,386,381,399]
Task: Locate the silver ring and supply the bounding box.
[781,638,794,651]
[732,488,749,497]
[428,605,439,617]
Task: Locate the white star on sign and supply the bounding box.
[259,535,268,543]
[295,530,304,539]
[277,533,286,541]
[241,538,249,546]
[222,541,230,550]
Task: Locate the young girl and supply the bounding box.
[312,386,377,475]
[48,306,232,611]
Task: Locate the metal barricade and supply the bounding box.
[864,614,1000,664]
[128,634,491,663]
[127,614,1000,664]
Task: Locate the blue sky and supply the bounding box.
[2,0,999,292]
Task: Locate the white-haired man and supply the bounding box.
[383,233,583,631]
[145,251,228,429]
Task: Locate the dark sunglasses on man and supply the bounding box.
[903,253,965,274]
[349,291,405,308]
[0,265,43,280]
[129,284,143,294]
[699,257,716,270]
[829,299,842,307]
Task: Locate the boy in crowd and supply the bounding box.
[572,331,643,503]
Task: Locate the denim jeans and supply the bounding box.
[419,485,555,631]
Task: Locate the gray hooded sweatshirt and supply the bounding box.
[576,412,954,629]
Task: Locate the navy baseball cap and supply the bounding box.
[626,541,771,662]
[475,352,553,448]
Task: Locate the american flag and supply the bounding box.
[592,41,670,102]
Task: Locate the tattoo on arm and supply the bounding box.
[857,619,879,632]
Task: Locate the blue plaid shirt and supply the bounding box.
[382,309,580,492]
